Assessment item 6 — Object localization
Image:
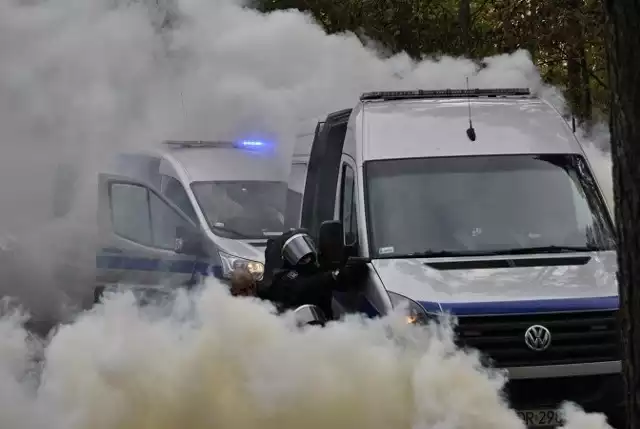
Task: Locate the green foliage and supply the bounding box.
[251,0,609,122]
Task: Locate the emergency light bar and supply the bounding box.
[163,140,268,150]
[359,88,531,101]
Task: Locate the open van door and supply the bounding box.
[301,109,352,237]
[96,173,207,295]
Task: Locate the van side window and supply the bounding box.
[162,175,198,222]
[110,183,152,245]
[340,163,357,245]
[149,191,196,250]
[110,182,195,251]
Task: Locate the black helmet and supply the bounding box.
[281,231,317,267]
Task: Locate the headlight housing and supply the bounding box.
[387,291,433,325]
[219,251,264,281]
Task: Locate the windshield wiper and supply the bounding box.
[388,245,601,259]
[397,250,497,258]
[487,245,600,255]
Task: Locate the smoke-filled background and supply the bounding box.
[0,0,615,427]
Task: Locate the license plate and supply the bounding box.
[517,409,563,427]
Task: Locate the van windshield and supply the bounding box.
[365,154,615,259]
[191,180,287,239]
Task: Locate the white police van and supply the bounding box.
[298,88,622,428]
[95,139,288,300]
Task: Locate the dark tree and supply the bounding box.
[603,0,640,428]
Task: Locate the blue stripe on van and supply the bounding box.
[96,254,223,279]
[333,295,618,319]
[418,296,619,316]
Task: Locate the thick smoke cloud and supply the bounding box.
[0,1,617,429]
[0,279,617,429]
[0,0,611,325]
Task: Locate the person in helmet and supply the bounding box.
[258,229,365,320]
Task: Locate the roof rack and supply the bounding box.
[359,88,531,101]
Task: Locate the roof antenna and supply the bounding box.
[465,77,476,142]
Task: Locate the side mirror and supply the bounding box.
[317,220,345,269]
[175,226,206,256]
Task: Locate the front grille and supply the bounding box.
[454,310,620,367]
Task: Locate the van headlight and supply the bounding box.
[219,251,264,281]
[387,291,431,325]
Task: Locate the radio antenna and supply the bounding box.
[465,77,477,141]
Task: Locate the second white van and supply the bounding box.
[95,139,288,299]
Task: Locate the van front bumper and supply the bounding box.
[504,363,624,428]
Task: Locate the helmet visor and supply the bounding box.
[282,233,316,266]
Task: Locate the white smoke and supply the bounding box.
[0,0,618,428]
[0,0,560,322]
[0,280,615,429]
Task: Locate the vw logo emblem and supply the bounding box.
[524,325,551,351]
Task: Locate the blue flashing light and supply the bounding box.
[240,140,266,147]
[235,140,272,151]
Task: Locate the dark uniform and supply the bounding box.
[258,229,365,320]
